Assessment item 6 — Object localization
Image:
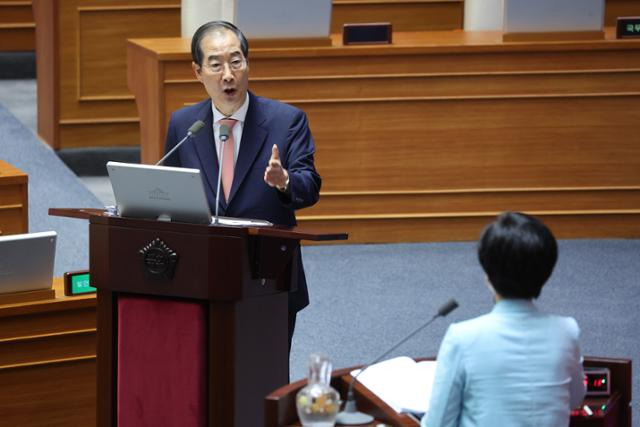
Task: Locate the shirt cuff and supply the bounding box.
[277,174,290,193]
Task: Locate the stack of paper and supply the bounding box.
[350,356,437,415]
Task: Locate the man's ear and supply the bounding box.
[192,61,203,82]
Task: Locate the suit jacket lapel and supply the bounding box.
[191,101,227,210]
[228,93,267,203]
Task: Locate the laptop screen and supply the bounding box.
[0,231,56,294]
[107,162,212,224]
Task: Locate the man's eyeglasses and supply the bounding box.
[201,58,246,74]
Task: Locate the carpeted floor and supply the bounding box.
[296,240,640,425]
[0,101,102,276]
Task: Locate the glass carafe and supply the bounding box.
[296,353,341,427]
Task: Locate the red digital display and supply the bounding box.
[583,368,610,396]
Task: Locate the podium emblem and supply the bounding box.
[138,238,179,280]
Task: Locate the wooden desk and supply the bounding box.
[0,160,28,235]
[265,357,632,427]
[128,29,640,243]
[0,278,97,426]
[30,0,463,151]
[32,0,182,150]
[0,0,35,51]
[4,0,640,53]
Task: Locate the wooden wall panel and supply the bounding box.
[246,49,640,77]
[76,6,180,101]
[34,0,181,150]
[249,70,640,100]
[0,359,96,426]
[331,0,463,33]
[299,187,640,242]
[0,330,96,366]
[304,188,640,216]
[59,120,140,149]
[0,0,35,51]
[302,96,640,191]
[30,0,640,151]
[129,29,640,242]
[0,280,97,426]
[605,0,640,25]
[299,212,640,243]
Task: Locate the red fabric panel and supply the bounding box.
[117,295,207,427]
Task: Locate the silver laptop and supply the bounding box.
[107,161,212,224]
[0,231,56,294]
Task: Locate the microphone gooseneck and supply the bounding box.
[214,124,230,224]
[335,299,459,425]
[155,120,205,166]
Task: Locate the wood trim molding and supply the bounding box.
[78,94,136,102]
[76,4,180,12]
[162,68,640,85]
[260,68,640,80]
[317,185,640,196]
[503,31,606,43]
[298,209,640,221]
[0,1,33,5]
[298,213,640,243]
[300,187,640,223]
[59,117,140,125]
[281,92,640,104]
[0,289,54,305]
[0,355,96,372]
[250,37,332,48]
[0,23,35,29]
[0,328,96,345]
[0,204,23,211]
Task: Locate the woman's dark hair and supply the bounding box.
[478,211,558,299]
[191,20,249,66]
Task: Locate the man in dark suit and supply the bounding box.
[163,21,321,349]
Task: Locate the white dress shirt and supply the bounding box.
[212,93,249,164]
[422,299,586,427]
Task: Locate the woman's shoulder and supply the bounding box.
[546,314,581,337]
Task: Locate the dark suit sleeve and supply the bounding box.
[278,110,321,210]
[163,113,181,168]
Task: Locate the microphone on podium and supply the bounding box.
[213,124,230,224]
[335,299,459,425]
[155,120,205,166]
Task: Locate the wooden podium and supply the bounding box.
[50,208,346,427]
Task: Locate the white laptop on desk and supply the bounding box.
[106,161,212,224]
[0,231,56,294]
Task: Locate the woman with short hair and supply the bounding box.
[423,211,586,427]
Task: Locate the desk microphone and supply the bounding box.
[213,124,230,224]
[155,120,205,166]
[336,299,459,425]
